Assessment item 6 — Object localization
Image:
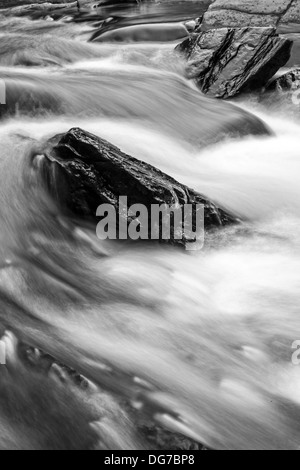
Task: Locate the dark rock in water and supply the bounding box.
[279,29,300,67]
[176,27,292,99]
[39,128,238,247]
[266,67,300,91]
[202,0,300,30]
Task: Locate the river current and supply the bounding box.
[0,0,299,450]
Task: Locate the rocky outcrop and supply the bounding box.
[177,27,292,99]
[199,0,300,68]
[202,0,300,30]
[38,128,238,247]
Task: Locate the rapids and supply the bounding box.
[0,0,299,451]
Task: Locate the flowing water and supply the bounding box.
[0,0,300,450]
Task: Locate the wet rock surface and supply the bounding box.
[177,27,292,99]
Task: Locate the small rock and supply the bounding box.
[185,20,197,33]
[266,67,300,92]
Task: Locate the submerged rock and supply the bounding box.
[0,68,270,142]
[39,128,238,248]
[176,27,292,99]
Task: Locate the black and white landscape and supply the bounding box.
[0,0,300,451]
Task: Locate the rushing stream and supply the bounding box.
[0,0,300,450]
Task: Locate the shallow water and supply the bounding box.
[0,0,300,451]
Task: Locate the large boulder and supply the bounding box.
[176,27,292,99]
[38,127,238,248]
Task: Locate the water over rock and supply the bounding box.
[176,27,292,99]
[39,127,238,247]
[0,68,270,143]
